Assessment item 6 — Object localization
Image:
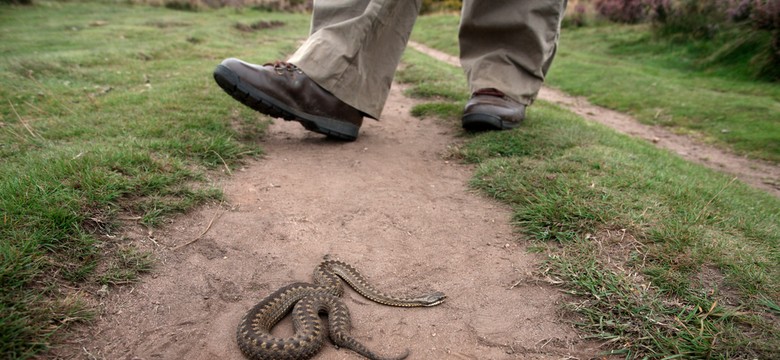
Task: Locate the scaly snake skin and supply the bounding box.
[237,258,446,360]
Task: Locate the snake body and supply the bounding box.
[237,259,446,360]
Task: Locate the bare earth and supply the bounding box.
[58,84,602,360]
[56,44,778,360]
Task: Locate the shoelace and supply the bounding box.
[265,61,303,75]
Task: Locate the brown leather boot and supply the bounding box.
[214,58,363,141]
[461,88,526,131]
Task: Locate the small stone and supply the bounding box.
[97,284,109,297]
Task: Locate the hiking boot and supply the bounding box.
[461,88,525,131]
[213,58,363,141]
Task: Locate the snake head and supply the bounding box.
[417,291,446,307]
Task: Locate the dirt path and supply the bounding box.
[59,84,603,359]
[408,42,780,198]
[56,41,778,360]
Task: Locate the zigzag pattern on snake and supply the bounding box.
[237,257,446,360]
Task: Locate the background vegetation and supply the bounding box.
[585,0,780,81]
[422,0,780,82]
[421,0,461,13]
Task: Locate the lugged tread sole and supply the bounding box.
[213,64,359,141]
[461,113,521,131]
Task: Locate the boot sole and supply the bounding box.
[213,64,359,141]
[462,113,521,131]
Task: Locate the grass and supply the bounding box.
[0,1,310,357]
[411,14,780,163]
[2,3,778,358]
[398,46,780,358]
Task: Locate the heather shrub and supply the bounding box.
[730,0,780,80]
[594,0,648,23]
[562,1,593,28]
[131,0,310,11]
[651,0,779,80]
[646,0,725,39]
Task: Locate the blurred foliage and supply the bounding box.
[563,0,600,27]
[650,0,779,81]
[133,0,462,13]
[582,0,779,81]
[421,0,461,14]
[594,0,647,23]
[130,0,310,11]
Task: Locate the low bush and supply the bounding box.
[594,0,647,23]
[646,0,725,39]
[130,0,310,11]
[651,0,779,80]
[589,0,779,81]
[563,0,598,28]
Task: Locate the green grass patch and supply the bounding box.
[0,1,310,357]
[408,12,460,56]
[395,51,468,126]
[399,46,780,358]
[411,15,780,163]
[99,246,154,285]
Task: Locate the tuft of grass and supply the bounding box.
[410,102,464,121]
[99,247,154,285]
[411,14,780,164]
[399,43,780,358]
[0,1,311,357]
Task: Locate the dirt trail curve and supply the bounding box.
[408,42,780,198]
[60,83,603,359]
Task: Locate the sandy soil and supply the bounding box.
[55,84,603,360]
[54,43,778,360]
[408,42,780,198]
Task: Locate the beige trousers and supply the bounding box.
[289,0,567,119]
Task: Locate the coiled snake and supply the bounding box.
[237,258,446,360]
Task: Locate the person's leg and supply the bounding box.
[289,0,421,119]
[459,0,567,130]
[213,0,420,141]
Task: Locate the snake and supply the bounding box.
[237,257,446,360]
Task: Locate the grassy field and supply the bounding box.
[411,14,780,163]
[0,2,309,357]
[2,2,779,359]
[399,39,780,359]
